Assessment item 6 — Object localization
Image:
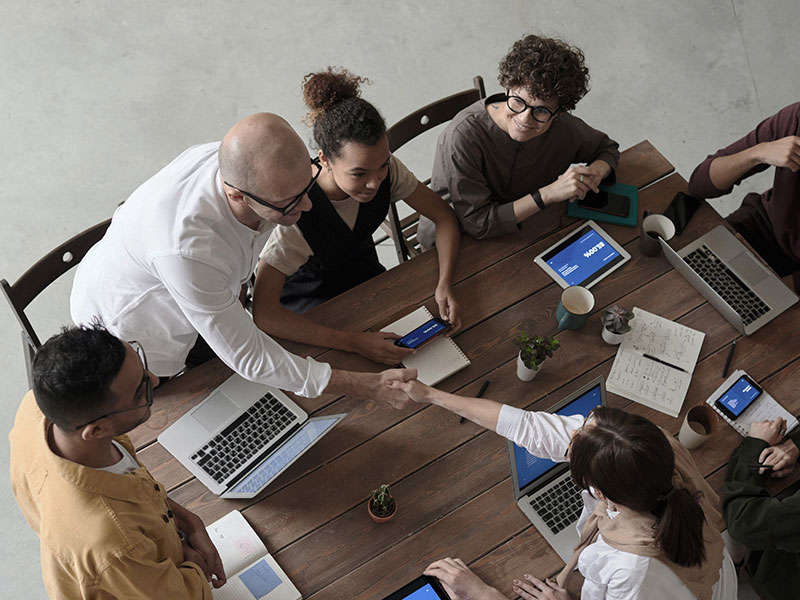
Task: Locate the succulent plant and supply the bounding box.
[513,332,560,371]
[369,484,396,517]
[601,305,635,335]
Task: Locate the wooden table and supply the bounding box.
[129,141,800,599]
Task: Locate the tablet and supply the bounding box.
[534,220,630,289]
[381,575,451,600]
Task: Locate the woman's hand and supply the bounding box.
[513,575,570,600]
[424,558,506,600]
[350,331,415,365]
[435,284,462,333]
[385,378,434,405]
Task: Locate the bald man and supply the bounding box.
[71,113,414,408]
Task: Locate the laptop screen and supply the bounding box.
[229,416,339,495]
[512,383,603,492]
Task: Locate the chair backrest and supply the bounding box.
[1,218,111,386]
[383,76,486,262]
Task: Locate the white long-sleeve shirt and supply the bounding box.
[70,142,331,397]
[496,405,737,600]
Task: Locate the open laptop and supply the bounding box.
[659,225,797,335]
[158,374,345,499]
[507,377,606,562]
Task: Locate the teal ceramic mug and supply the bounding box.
[556,286,595,330]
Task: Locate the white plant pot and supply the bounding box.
[516,353,539,381]
[601,326,626,345]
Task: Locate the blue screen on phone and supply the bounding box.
[717,376,761,418]
[396,319,447,349]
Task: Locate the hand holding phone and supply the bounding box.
[394,317,451,349]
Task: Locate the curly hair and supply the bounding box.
[498,34,590,111]
[302,66,386,157]
[32,323,127,430]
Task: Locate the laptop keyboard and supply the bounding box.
[190,393,297,484]
[683,245,769,326]
[530,476,583,535]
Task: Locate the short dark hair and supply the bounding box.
[302,67,386,158]
[569,407,707,567]
[498,34,590,111]
[32,324,127,430]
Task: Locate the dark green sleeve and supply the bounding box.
[723,437,800,552]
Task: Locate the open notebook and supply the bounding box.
[705,370,798,436]
[381,306,470,386]
[607,308,705,417]
[206,510,301,600]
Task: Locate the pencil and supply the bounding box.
[722,340,736,378]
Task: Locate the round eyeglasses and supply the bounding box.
[224,157,321,216]
[73,341,154,430]
[505,93,558,123]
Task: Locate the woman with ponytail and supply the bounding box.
[385,380,738,600]
[253,67,462,366]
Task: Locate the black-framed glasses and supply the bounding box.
[224,157,321,216]
[505,92,559,123]
[73,341,154,430]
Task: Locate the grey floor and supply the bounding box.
[2,1,794,597]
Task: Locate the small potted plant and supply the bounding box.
[601,305,635,345]
[368,483,397,523]
[513,332,560,381]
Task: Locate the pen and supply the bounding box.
[722,340,736,378]
[642,353,687,373]
[461,380,490,424]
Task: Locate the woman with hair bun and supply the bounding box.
[254,67,461,366]
[385,380,738,600]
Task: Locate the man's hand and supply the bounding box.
[424,558,506,600]
[435,285,462,333]
[756,136,800,171]
[759,438,800,478]
[327,368,418,409]
[513,575,570,600]
[540,165,601,205]
[386,378,435,405]
[169,499,227,588]
[748,418,787,446]
[349,331,414,365]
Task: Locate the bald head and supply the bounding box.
[219,113,309,195]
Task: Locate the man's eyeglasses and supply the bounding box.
[73,341,154,430]
[224,157,322,216]
[505,93,558,123]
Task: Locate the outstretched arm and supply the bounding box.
[252,259,414,365]
[404,182,462,331]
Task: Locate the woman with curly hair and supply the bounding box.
[385,379,738,600]
[253,67,462,366]
[418,34,620,246]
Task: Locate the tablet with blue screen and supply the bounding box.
[382,575,451,600]
[534,220,630,289]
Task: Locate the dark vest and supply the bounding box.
[280,173,391,313]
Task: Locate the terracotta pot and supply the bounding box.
[368,499,397,523]
[601,326,626,345]
[516,353,539,381]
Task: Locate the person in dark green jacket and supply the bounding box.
[723,417,800,600]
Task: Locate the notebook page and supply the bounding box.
[622,308,704,372]
[607,350,691,417]
[213,555,301,600]
[206,510,268,577]
[381,306,470,386]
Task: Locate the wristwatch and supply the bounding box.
[532,190,546,211]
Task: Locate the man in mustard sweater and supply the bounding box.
[9,324,226,599]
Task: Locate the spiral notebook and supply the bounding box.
[381,306,470,386]
[705,370,798,436]
[206,510,300,600]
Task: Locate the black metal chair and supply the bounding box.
[380,75,486,262]
[1,218,111,387]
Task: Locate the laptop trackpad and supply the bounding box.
[191,392,238,432]
[730,253,769,285]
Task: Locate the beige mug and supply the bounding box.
[679,404,719,449]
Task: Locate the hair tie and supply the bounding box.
[658,486,676,502]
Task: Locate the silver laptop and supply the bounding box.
[507,377,606,562]
[659,225,797,335]
[158,374,345,499]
